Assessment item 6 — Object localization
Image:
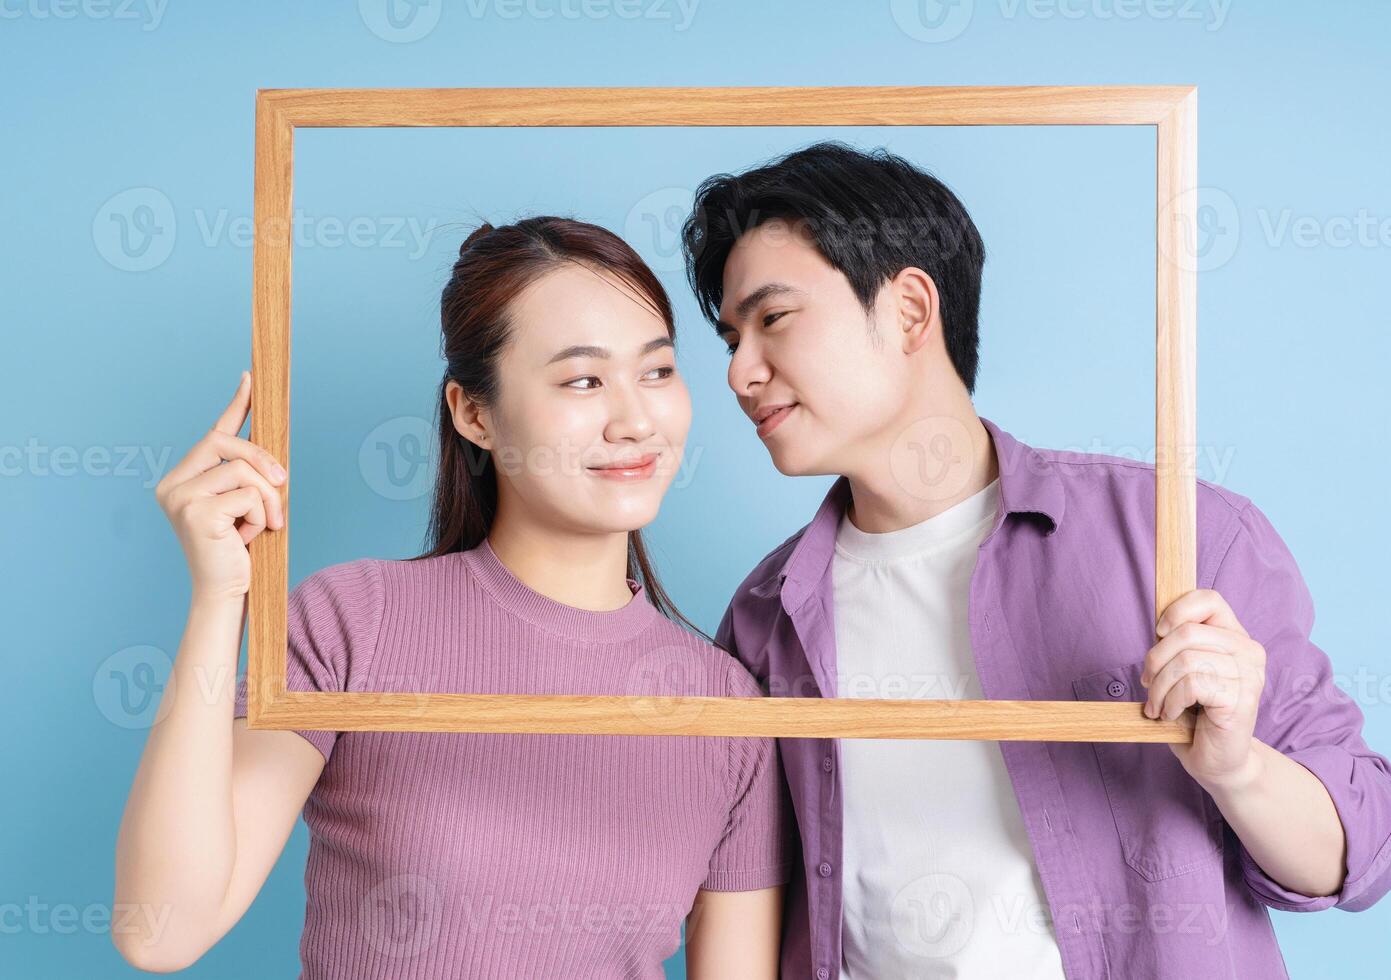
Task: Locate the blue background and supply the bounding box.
[3,1,1388,976]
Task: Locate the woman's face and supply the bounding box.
[458,263,691,536]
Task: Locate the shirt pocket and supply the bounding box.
[1072,661,1225,882]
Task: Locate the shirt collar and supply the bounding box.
[750,415,1066,613]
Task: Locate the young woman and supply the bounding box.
[112,217,793,978]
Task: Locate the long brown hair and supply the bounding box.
[410,215,709,641]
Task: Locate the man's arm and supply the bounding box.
[1141,499,1391,911]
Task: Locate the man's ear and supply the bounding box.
[445,380,492,450]
[893,266,940,355]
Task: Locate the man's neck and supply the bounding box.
[844,410,999,534]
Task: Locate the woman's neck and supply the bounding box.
[484,516,635,612]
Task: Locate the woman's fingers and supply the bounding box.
[158,427,286,509]
[225,485,268,547]
[172,456,284,531]
[189,484,267,547]
[155,374,287,501]
[212,370,252,436]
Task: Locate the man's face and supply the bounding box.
[716,218,911,477]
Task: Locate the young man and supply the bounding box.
[681,141,1391,978]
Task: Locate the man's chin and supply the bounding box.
[767,447,824,478]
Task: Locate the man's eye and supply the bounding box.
[763,311,787,327]
[565,377,601,390]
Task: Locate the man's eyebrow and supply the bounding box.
[545,336,674,365]
[716,282,804,334]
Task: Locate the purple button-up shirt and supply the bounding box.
[716,416,1391,979]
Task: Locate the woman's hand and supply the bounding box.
[154,371,287,602]
[1140,588,1268,792]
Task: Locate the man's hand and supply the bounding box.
[1140,588,1268,792]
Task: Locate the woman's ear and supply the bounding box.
[445,379,492,449]
[893,265,939,355]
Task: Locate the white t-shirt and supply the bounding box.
[832,476,1066,979]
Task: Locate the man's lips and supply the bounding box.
[755,403,797,438]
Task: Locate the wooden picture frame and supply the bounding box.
[246,85,1197,744]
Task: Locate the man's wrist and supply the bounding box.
[1196,737,1268,800]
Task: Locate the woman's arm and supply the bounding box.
[684,886,784,980]
[112,371,325,970]
[111,595,326,971]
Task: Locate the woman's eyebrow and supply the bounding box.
[546,336,674,365]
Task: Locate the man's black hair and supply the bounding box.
[681,140,986,393]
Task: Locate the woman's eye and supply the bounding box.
[724,342,738,358]
[644,365,676,381]
[565,376,601,390]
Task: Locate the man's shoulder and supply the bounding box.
[1035,444,1254,524]
[729,522,810,605]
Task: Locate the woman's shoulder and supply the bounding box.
[286,558,388,636]
[315,552,456,597]
[641,613,768,699]
[292,556,386,602]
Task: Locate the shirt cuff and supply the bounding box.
[1239,743,1391,912]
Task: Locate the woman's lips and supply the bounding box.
[587,453,660,481]
[756,404,797,438]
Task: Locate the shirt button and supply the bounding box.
[1106,680,1126,698]
[817,969,829,980]
[818,862,833,877]
[822,755,833,772]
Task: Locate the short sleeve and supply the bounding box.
[1212,501,1391,912]
[700,660,797,892]
[233,559,384,763]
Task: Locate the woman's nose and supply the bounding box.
[604,382,656,441]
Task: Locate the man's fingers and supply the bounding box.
[1141,622,1233,686]
[1159,672,1239,722]
[1157,588,1248,639]
[1144,649,1239,718]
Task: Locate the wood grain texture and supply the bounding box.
[245,85,1199,743]
[264,692,1196,743]
[261,85,1194,128]
[246,92,293,724]
[1156,88,1199,624]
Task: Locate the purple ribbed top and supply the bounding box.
[233,538,794,978]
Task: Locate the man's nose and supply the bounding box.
[728,340,771,400]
